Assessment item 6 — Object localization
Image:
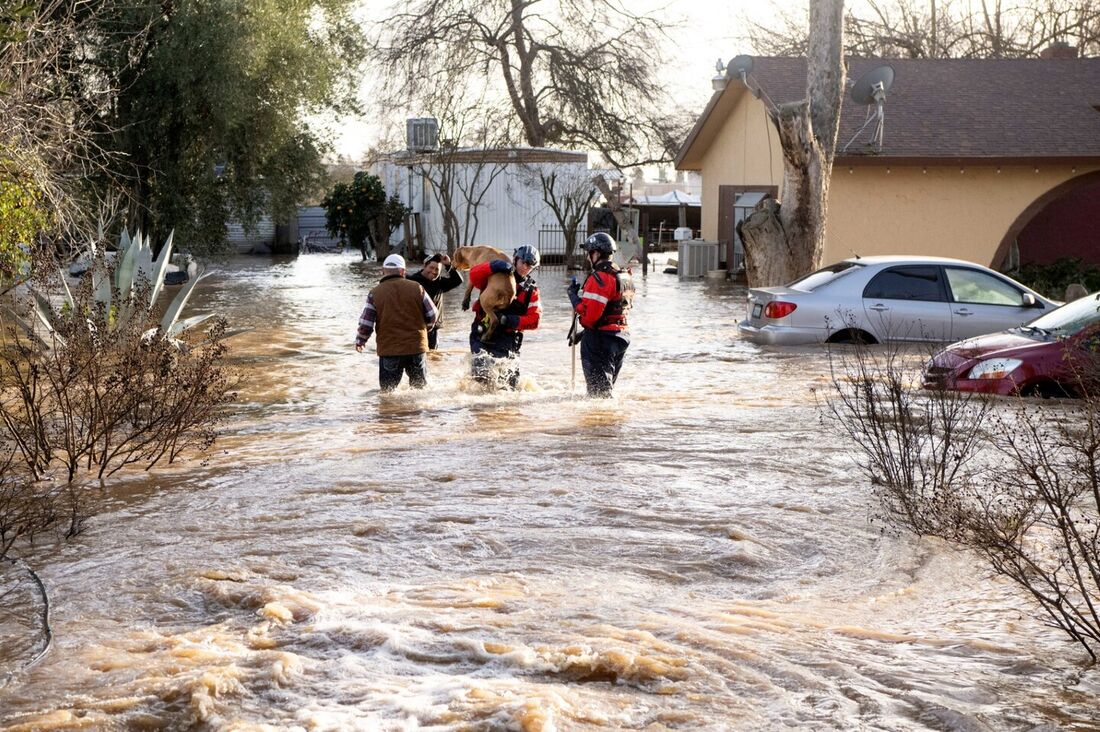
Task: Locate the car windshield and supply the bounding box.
[1024,293,1100,336]
[788,261,864,291]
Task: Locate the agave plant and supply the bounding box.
[11,229,213,351]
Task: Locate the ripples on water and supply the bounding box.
[1,253,1097,730]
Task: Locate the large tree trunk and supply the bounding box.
[741,0,845,287]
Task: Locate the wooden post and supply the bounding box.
[642,235,649,278]
[413,212,426,261]
[592,174,640,258]
[402,214,414,261]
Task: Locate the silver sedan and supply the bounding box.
[738,256,1058,345]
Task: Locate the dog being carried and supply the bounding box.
[451,245,517,342]
[454,245,542,390]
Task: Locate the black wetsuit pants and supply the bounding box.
[580,329,629,397]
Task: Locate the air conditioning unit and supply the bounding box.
[678,240,719,279]
[407,118,439,152]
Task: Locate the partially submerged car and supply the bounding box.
[738,256,1056,345]
[923,292,1100,397]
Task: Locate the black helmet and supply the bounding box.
[582,232,616,255]
[514,245,540,267]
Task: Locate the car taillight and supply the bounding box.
[764,301,797,319]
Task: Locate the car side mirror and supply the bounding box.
[1022,293,1043,308]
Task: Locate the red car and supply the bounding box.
[924,293,1100,397]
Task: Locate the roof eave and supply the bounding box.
[835,154,1100,166]
[675,84,749,171]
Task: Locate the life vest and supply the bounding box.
[589,261,634,331]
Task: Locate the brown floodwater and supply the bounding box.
[1,253,1097,730]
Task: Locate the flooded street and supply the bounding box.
[2,253,1097,730]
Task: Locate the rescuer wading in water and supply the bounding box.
[568,233,634,397]
[467,245,542,389]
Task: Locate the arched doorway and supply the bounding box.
[995,170,1100,268]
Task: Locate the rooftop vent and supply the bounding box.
[1040,42,1078,59]
[406,118,439,152]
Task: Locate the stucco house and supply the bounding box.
[675,52,1100,270]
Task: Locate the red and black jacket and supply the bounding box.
[468,261,541,338]
[576,260,633,332]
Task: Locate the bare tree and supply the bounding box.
[739,0,846,287]
[828,341,1100,661]
[744,0,1100,59]
[372,0,687,167]
[413,95,510,252]
[516,163,595,268]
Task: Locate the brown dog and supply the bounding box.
[450,245,517,341]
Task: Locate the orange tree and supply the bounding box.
[321,172,408,261]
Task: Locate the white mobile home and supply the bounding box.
[374,147,590,261]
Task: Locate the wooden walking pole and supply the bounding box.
[571,338,577,394]
[568,311,579,395]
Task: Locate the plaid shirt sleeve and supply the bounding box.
[356,292,376,346]
[422,289,438,326]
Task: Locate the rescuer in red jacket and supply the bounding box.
[466,245,542,389]
[568,233,634,397]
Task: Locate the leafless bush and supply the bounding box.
[1,276,235,484]
[0,255,237,675]
[828,342,1100,661]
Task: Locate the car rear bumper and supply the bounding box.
[738,320,826,345]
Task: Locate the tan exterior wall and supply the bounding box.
[694,92,1100,267]
[699,93,785,241]
[824,164,1100,266]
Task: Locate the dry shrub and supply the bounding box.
[827,342,1100,661]
[0,260,237,675]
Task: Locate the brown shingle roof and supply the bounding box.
[676,56,1100,166]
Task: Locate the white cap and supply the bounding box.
[383,254,406,269]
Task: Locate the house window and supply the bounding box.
[421,174,432,212]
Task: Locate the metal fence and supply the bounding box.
[537,226,586,266]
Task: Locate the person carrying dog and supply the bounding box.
[354,253,438,392]
[568,233,634,397]
[407,252,463,350]
[467,245,542,389]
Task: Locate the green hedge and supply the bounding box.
[1013,258,1100,301]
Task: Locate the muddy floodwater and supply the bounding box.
[1,254,1098,730]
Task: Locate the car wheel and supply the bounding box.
[827,328,878,345]
[1022,381,1073,399]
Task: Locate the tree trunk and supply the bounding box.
[740,0,845,287]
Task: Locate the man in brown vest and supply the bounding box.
[355,253,438,392]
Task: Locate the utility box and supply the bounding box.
[406,117,439,152]
[673,226,693,241]
[678,240,719,279]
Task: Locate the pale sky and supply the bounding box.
[326,0,784,161]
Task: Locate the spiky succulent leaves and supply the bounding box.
[27,286,63,342]
[116,231,139,300]
[160,269,208,335]
[148,230,175,309]
[57,269,74,313]
[91,256,111,314]
[3,307,53,351]
[167,312,215,340]
[133,236,154,297]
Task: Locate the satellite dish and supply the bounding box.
[850,65,895,105]
[842,65,896,153]
[728,54,754,85]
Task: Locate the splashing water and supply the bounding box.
[1,254,1097,730]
